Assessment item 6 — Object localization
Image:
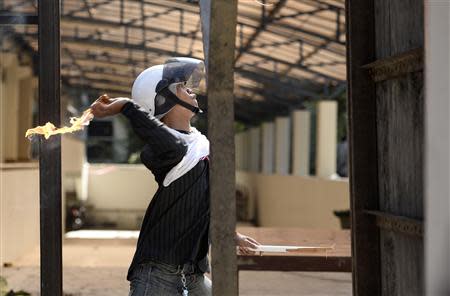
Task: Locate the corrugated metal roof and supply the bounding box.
[2,0,346,123]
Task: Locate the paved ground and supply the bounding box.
[1,234,352,296]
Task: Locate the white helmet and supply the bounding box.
[131,57,205,119]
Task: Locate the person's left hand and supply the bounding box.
[236,232,260,255]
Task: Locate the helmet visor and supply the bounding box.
[163,57,206,95]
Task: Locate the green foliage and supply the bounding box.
[0,277,7,295]
[234,121,247,133]
[0,276,31,296]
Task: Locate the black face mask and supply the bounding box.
[156,87,202,115]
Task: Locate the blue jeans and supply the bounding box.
[128,261,212,296]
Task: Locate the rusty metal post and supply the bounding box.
[200,0,238,295]
[38,0,62,295]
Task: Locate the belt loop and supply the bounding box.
[182,263,194,274]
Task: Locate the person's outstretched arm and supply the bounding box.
[90,95,187,178]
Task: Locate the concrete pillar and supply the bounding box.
[292,110,311,176]
[275,116,291,175]
[2,53,20,162]
[248,127,261,172]
[261,122,275,174]
[316,100,337,178]
[17,75,35,161]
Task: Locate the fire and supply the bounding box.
[25,108,94,140]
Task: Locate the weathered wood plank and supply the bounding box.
[376,73,424,296]
[376,0,424,295]
[237,256,352,272]
[389,0,424,56]
[374,0,425,293]
[374,0,391,59]
[376,73,424,219]
[379,231,423,295]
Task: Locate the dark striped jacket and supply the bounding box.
[121,102,210,281]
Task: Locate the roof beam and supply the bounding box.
[235,0,286,62]
[66,0,113,16]
[63,82,130,98]
[236,65,327,94]
[61,32,341,82]
[61,15,200,39]
[237,50,342,83]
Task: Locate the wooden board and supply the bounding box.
[236,227,351,272]
[374,0,424,294]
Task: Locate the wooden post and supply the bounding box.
[38,0,62,295]
[345,0,381,295]
[200,0,238,294]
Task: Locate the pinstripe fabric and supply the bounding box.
[121,102,210,281]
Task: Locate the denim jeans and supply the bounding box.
[128,261,212,296]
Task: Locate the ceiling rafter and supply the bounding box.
[235,0,287,62]
[5,0,346,124]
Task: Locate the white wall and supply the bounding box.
[0,164,39,264]
[425,2,450,294]
[86,164,158,229]
[236,171,349,229]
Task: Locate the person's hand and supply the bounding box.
[90,94,131,118]
[236,232,260,255]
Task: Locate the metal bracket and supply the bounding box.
[362,47,423,82]
[364,210,423,237]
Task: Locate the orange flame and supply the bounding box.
[25,108,94,140]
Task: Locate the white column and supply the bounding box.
[275,116,290,175]
[248,127,261,172]
[17,75,35,160]
[261,122,275,174]
[235,132,245,170]
[292,110,310,176]
[316,101,337,178]
[0,58,4,163]
[425,2,450,294]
